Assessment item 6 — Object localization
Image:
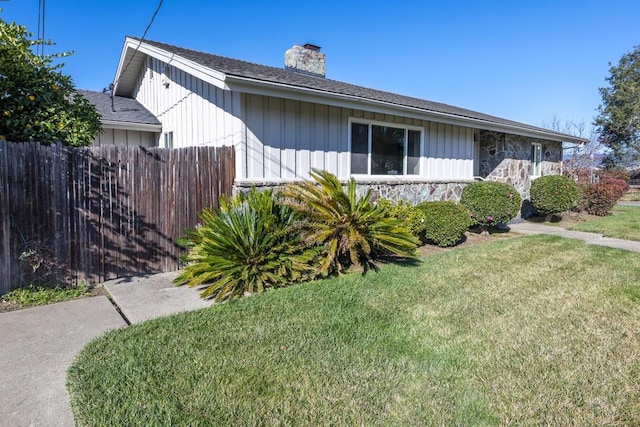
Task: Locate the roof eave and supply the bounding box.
[226,76,587,144]
[101,119,162,132]
[114,37,229,96]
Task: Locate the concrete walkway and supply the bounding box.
[0,297,126,427]
[0,275,213,427]
[510,222,640,253]
[104,271,212,324]
[2,217,639,426]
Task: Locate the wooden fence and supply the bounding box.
[0,141,235,295]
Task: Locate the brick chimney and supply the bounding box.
[284,43,325,77]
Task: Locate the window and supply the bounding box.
[148,57,154,80]
[164,131,173,149]
[530,143,542,177]
[350,121,421,175]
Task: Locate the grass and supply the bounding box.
[1,283,88,309]
[67,235,640,426]
[569,205,640,241]
[620,187,640,202]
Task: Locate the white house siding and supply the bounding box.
[133,59,242,149]
[92,128,157,147]
[131,58,474,183]
[242,94,474,182]
[242,94,349,181]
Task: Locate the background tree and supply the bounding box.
[594,45,640,168]
[542,114,602,183]
[0,14,101,146]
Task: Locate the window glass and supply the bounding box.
[530,143,542,176]
[351,123,368,174]
[164,131,174,149]
[349,121,422,176]
[371,125,404,175]
[407,130,420,175]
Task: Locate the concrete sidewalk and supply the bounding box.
[0,274,212,427]
[103,271,213,324]
[0,297,126,427]
[509,222,640,253]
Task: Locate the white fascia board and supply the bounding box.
[101,120,162,132]
[226,76,587,144]
[112,37,136,93]
[113,37,229,95]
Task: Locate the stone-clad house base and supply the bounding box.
[234,180,471,205]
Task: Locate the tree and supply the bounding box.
[594,46,640,168]
[0,14,101,146]
[542,114,602,183]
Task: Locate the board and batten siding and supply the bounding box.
[242,93,350,181]
[242,94,474,182]
[132,58,473,182]
[92,128,157,147]
[133,58,245,174]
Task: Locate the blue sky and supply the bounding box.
[2,0,639,130]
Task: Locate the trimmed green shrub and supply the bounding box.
[376,199,425,238]
[530,175,579,215]
[415,201,473,247]
[175,189,317,301]
[460,181,522,230]
[582,182,620,216]
[281,169,418,274]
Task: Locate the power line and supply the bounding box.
[112,0,165,89]
[36,0,46,56]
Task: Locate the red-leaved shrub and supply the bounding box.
[598,170,630,183]
[564,168,593,186]
[600,177,629,200]
[582,182,621,216]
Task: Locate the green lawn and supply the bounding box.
[67,235,640,426]
[620,188,640,202]
[570,205,640,241]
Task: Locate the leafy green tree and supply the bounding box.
[0,14,101,145]
[594,46,640,168]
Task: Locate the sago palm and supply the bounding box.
[175,189,317,301]
[281,169,418,275]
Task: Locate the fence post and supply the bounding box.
[0,140,10,295]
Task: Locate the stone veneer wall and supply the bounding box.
[234,180,473,204]
[478,130,562,200]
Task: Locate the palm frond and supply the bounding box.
[281,169,418,274]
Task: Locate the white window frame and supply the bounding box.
[348,118,423,177]
[163,131,174,149]
[530,142,542,178]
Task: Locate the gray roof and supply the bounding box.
[78,90,161,126]
[138,38,581,141]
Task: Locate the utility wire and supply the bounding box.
[36,0,46,56]
[112,0,165,89]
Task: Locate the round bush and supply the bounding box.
[460,181,521,228]
[415,201,473,247]
[530,175,579,215]
[376,198,425,238]
[582,182,622,216]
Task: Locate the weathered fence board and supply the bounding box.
[0,141,235,294]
